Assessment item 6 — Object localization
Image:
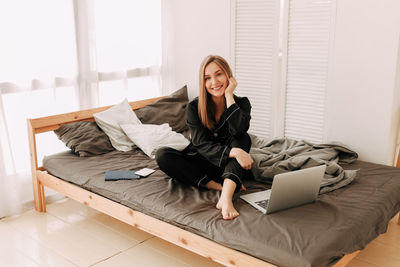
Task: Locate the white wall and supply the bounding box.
[162,0,231,100]
[326,0,400,164]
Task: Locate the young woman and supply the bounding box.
[156,55,253,220]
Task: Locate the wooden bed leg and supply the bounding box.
[28,119,46,212]
[395,147,400,225]
[32,175,46,212]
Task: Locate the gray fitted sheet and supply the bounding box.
[43,148,400,267]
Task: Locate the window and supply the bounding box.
[0,0,78,174]
[0,0,162,178]
[93,0,162,106]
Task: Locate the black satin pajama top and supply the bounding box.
[185,95,252,168]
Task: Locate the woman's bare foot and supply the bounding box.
[216,197,239,220]
[216,179,239,220]
[205,180,223,191]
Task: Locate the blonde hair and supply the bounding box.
[198,55,233,130]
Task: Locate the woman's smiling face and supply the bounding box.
[204,62,228,98]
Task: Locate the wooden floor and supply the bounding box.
[0,198,399,267]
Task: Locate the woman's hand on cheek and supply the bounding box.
[225,77,237,97]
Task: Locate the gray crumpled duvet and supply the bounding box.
[249,135,359,194]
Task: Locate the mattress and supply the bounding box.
[43,148,400,267]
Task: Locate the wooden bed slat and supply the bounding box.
[396,152,400,225]
[333,251,360,267]
[30,96,165,133]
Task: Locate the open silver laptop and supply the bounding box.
[240,165,326,214]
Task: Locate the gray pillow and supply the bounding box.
[54,121,115,156]
[135,85,189,133]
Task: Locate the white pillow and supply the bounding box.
[120,123,190,158]
[94,99,142,151]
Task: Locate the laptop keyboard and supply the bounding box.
[255,199,269,209]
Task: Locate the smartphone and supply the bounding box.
[135,168,155,177]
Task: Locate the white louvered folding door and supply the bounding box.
[233,0,280,138]
[282,0,336,143]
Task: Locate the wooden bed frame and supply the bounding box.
[27,97,398,267]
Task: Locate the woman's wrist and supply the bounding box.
[225,93,235,107]
[229,147,241,158]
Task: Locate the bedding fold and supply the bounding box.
[249,136,359,193]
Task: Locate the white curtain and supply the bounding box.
[0,0,78,218]
[0,139,10,218]
[73,0,162,109]
[0,0,162,218]
[92,0,162,107]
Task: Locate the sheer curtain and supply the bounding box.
[0,0,78,218]
[0,0,162,218]
[93,0,162,106]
